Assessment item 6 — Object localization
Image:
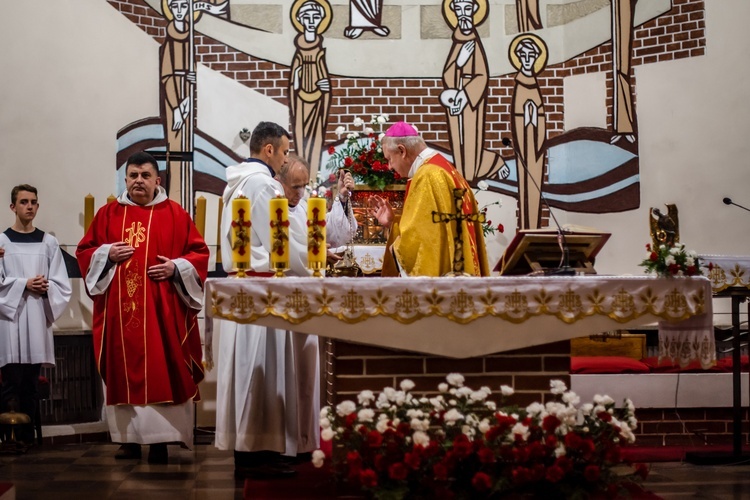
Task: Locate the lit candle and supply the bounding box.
[84,194,94,233]
[307,196,327,276]
[269,194,289,273]
[231,194,251,275]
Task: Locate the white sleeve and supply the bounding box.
[83,244,116,296]
[0,264,27,321]
[172,257,203,310]
[326,198,357,248]
[43,237,72,323]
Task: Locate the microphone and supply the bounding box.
[503,137,575,276]
[723,197,750,213]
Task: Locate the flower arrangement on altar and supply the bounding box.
[326,115,406,190]
[639,242,704,277]
[312,375,649,500]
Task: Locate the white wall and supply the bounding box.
[563,0,750,277]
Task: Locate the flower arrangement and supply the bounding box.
[313,375,649,500]
[639,242,703,277]
[326,115,406,190]
[476,180,504,238]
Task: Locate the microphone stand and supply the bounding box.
[723,197,750,213]
[505,138,575,276]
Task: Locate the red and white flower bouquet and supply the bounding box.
[313,375,649,499]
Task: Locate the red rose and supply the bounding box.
[433,462,448,481]
[649,252,658,261]
[542,415,561,433]
[646,243,651,251]
[635,462,649,480]
[328,145,336,154]
[555,456,573,473]
[597,411,612,423]
[497,223,504,233]
[404,451,421,470]
[393,171,401,180]
[359,468,378,488]
[345,413,357,427]
[545,465,564,483]
[687,265,697,275]
[669,263,680,274]
[477,447,495,464]
[367,430,383,448]
[388,462,408,481]
[471,472,492,492]
[344,157,353,167]
[584,464,601,482]
[329,173,337,183]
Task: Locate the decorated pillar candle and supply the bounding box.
[231,195,251,273]
[269,195,290,270]
[307,196,327,274]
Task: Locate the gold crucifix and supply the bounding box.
[431,188,485,276]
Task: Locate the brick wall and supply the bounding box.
[635,408,747,446]
[329,340,571,408]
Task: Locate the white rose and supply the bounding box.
[334,126,345,138]
[457,387,473,398]
[377,115,387,125]
[470,391,488,402]
[320,417,331,429]
[378,132,385,142]
[312,449,326,468]
[444,408,464,423]
[336,400,357,417]
[665,255,676,266]
[511,422,530,441]
[413,430,430,447]
[477,180,489,191]
[358,390,375,405]
[353,117,365,127]
[438,383,449,393]
[321,428,335,441]
[500,385,514,397]
[358,409,375,423]
[376,419,389,433]
[486,401,497,411]
[347,132,358,140]
[550,380,567,395]
[478,419,491,434]
[400,379,415,391]
[365,127,374,135]
[446,373,465,387]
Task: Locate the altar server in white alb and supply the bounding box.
[0,184,71,444]
[214,123,356,479]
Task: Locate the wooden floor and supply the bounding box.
[0,442,749,499]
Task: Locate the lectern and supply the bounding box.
[496,229,610,275]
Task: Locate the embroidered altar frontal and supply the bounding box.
[206,276,712,359]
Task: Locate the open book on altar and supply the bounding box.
[495,226,611,276]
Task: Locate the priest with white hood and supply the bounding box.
[76,152,209,464]
[214,123,356,479]
[0,184,72,444]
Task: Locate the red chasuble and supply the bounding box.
[76,200,208,406]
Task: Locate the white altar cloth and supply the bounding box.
[701,254,750,293]
[205,275,713,359]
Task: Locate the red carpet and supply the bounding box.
[623,444,750,462]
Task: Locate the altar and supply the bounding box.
[205,275,712,358]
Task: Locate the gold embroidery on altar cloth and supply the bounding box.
[285,288,311,316]
[611,288,635,317]
[230,289,254,315]
[449,289,475,316]
[341,289,365,314]
[504,290,528,317]
[396,289,419,315]
[124,221,147,248]
[664,288,688,317]
[558,289,583,319]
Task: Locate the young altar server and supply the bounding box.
[0,184,72,444]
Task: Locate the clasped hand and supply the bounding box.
[109,243,175,281]
[26,275,48,295]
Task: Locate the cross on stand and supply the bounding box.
[431,188,485,276]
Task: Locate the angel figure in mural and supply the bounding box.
[516,0,542,32]
[160,0,226,212]
[510,34,548,230]
[441,0,508,182]
[345,0,390,39]
[611,0,637,144]
[289,0,332,179]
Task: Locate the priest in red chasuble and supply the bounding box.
[372,122,490,277]
[76,152,209,463]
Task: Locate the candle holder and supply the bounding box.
[273,262,289,278]
[234,262,249,278]
[309,261,324,278]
